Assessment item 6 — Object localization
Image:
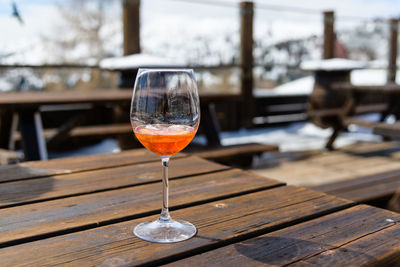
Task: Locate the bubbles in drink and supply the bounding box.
[136,124,194,135]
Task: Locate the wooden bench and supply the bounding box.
[373,122,400,139]
[0,90,247,160]
[253,94,309,125]
[0,148,21,165]
[12,123,133,150]
[187,143,279,167]
[311,168,400,206]
[13,124,278,166]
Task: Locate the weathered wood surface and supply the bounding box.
[168,205,400,267]
[0,186,351,266]
[0,149,175,183]
[191,143,278,160]
[0,149,399,266]
[0,167,281,247]
[253,141,400,187]
[0,156,227,208]
[311,168,400,203]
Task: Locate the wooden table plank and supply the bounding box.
[167,205,400,267]
[0,149,180,183]
[331,82,400,94]
[334,178,400,203]
[0,156,227,208]
[0,168,282,247]
[0,90,133,108]
[373,122,400,139]
[0,186,352,266]
[0,90,241,108]
[312,168,400,203]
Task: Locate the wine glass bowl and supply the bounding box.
[130,69,200,243]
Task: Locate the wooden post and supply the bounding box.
[123,0,140,55]
[117,0,141,150]
[388,18,398,83]
[323,11,335,59]
[240,1,254,127]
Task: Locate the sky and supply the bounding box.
[0,0,399,63]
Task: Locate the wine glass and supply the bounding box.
[130,68,200,243]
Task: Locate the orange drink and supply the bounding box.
[134,124,196,156]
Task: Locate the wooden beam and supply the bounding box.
[240,1,254,127]
[323,10,335,59]
[388,18,398,83]
[123,0,140,55]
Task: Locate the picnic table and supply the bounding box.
[329,82,400,144]
[0,89,240,161]
[0,149,399,266]
[304,59,400,149]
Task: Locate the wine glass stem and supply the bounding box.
[160,157,171,222]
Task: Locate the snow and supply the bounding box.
[301,58,367,71]
[352,69,400,85]
[254,76,313,97]
[99,54,186,70]
[253,67,400,98]
[0,78,14,92]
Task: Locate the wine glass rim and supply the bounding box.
[138,68,194,73]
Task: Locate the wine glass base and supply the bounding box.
[134,218,197,243]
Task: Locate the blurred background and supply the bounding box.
[0,0,399,161]
[1,0,398,92]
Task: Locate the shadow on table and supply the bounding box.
[0,166,54,206]
[235,236,373,265]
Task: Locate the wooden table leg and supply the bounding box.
[0,111,13,149]
[201,103,221,147]
[19,110,48,161]
[326,127,342,150]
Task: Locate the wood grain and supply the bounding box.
[0,168,282,247]
[0,156,227,208]
[0,186,351,266]
[192,143,278,160]
[0,149,175,183]
[167,205,400,267]
[254,141,400,187]
[312,168,400,203]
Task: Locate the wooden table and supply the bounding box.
[0,90,240,161]
[330,82,400,143]
[0,149,399,266]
